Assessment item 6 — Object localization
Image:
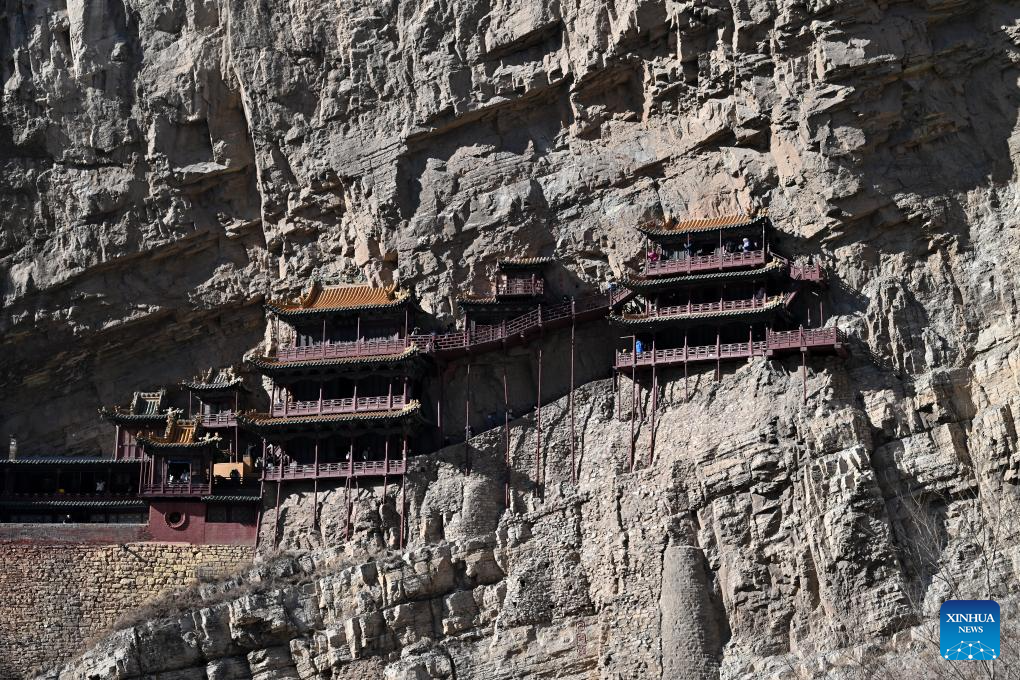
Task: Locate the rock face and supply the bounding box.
[4,0,1020,678]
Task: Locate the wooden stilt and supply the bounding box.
[615,368,621,420]
[503,362,511,511]
[399,435,407,549]
[536,341,543,490]
[437,362,444,443]
[254,439,267,551]
[345,476,352,540]
[649,334,657,467]
[802,349,808,404]
[464,362,472,474]
[383,436,390,499]
[630,336,637,472]
[273,479,282,549]
[569,300,577,484]
[312,439,319,530]
[684,332,689,402]
[715,330,721,382]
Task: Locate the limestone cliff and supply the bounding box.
[3,0,1020,678]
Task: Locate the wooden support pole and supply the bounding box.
[254,441,267,550]
[345,477,352,541]
[383,436,390,499]
[399,435,407,549]
[437,363,444,441]
[313,439,319,529]
[630,335,637,472]
[802,349,808,404]
[273,479,282,549]
[464,362,472,474]
[536,341,543,490]
[715,330,721,382]
[615,367,621,420]
[234,391,240,460]
[569,300,577,484]
[649,334,657,467]
[684,332,689,402]
[503,362,511,511]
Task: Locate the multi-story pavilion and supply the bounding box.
[244,283,429,544]
[457,257,552,324]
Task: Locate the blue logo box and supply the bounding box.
[940,600,1000,661]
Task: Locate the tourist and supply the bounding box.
[635,339,644,354]
[647,250,659,263]
[742,237,753,252]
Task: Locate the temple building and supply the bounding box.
[99,390,170,460]
[0,456,146,524]
[612,211,846,395]
[457,257,552,324]
[183,372,252,462]
[243,283,429,544]
[137,412,258,544]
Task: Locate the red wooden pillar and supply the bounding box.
[318,381,324,415]
[399,435,408,549]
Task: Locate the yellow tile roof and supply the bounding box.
[266,283,409,315]
[638,210,769,236]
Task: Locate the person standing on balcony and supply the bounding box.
[742,237,753,252]
[635,339,644,355]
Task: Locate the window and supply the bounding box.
[206,505,256,524]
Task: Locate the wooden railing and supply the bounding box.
[271,395,406,418]
[642,249,766,277]
[789,263,825,282]
[140,482,212,496]
[408,294,613,355]
[624,295,784,320]
[615,327,845,369]
[765,327,844,350]
[496,278,544,297]
[198,411,237,427]
[261,459,406,481]
[273,337,411,363]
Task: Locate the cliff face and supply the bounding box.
[4,0,1020,678]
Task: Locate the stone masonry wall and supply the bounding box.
[0,538,252,680]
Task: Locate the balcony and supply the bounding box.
[261,459,406,481]
[642,250,766,277]
[615,328,846,370]
[270,395,407,418]
[620,295,785,323]
[140,482,213,497]
[198,411,238,427]
[495,278,544,297]
[272,337,412,363]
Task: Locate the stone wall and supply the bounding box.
[0,534,252,680]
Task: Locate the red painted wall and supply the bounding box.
[0,523,151,544]
[147,501,256,546]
